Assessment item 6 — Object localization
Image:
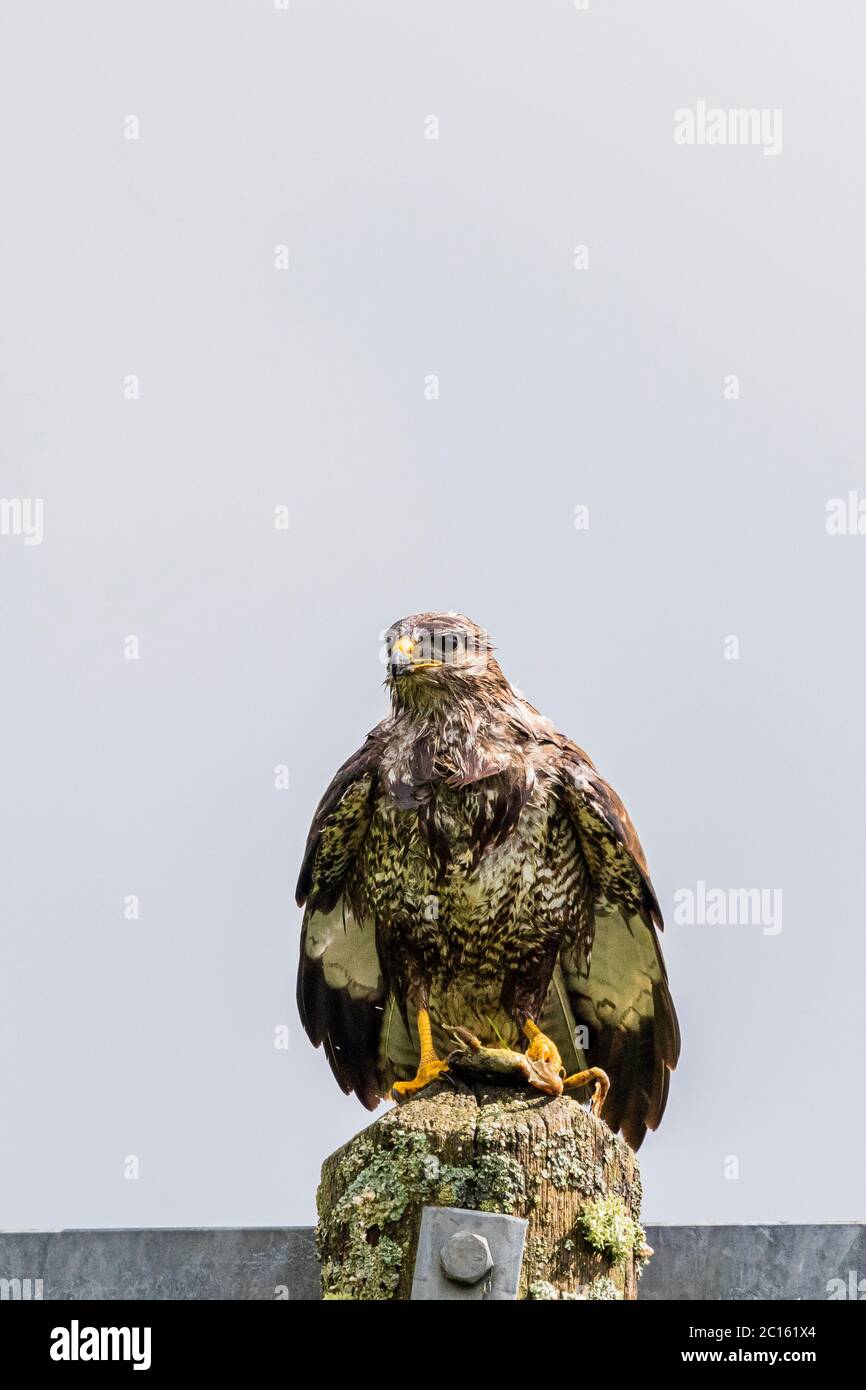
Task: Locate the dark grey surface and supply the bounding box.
[0,1224,862,1300]
[0,1227,319,1301]
[639,1223,866,1301]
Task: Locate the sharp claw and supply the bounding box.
[391,1058,450,1100]
[524,1030,564,1077]
[562,1066,610,1116]
[523,1056,565,1096]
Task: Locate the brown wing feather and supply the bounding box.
[296,724,390,1109]
[556,745,680,1149]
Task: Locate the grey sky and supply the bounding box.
[1,1,864,1231]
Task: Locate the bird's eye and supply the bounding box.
[440,633,463,659]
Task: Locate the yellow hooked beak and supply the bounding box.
[390,635,443,672]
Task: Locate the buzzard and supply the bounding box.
[296,613,679,1149]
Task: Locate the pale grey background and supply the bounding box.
[1,0,864,1231]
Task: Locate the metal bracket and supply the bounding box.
[410,1205,528,1301]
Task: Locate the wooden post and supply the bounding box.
[316,1083,649,1300]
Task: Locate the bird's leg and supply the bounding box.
[523,1020,609,1111]
[562,1066,610,1117]
[391,1006,449,1098]
[516,1017,564,1095]
[522,1018,565,1076]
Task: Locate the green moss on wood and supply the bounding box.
[578,1193,646,1266]
[585,1275,623,1300]
[528,1275,622,1301]
[528,1280,559,1300]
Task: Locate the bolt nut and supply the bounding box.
[439,1231,494,1285]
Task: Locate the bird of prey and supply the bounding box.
[296,613,679,1149]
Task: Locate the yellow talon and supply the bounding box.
[391,1057,450,1098]
[563,1066,610,1116]
[524,1021,609,1111]
[391,1007,449,1100]
[523,1019,565,1077]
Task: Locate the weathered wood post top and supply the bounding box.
[317,1082,649,1301]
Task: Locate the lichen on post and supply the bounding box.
[316,1083,648,1300]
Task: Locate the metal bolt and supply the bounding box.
[439,1231,494,1285]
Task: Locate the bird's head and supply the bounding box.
[384,612,507,712]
